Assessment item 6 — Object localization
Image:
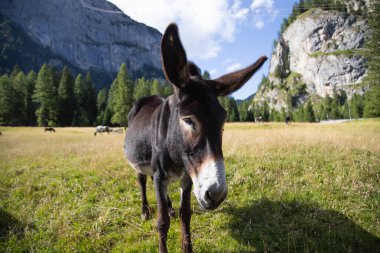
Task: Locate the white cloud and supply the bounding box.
[249,0,278,30]
[209,69,218,78]
[107,0,249,60]
[226,63,242,72]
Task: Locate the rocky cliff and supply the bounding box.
[0,0,163,87]
[253,8,369,111]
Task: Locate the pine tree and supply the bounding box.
[57,67,75,126]
[350,93,364,119]
[10,64,21,82]
[150,79,162,96]
[84,72,98,126]
[0,75,12,125]
[202,70,211,80]
[112,63,134,127]
[162,82,173,97]
[33,64,58,126]
[134,77,150,100]
[262,101,270,121]
[26,71,37,126]
[238,100,249,122]
[73,74,89,126]
[363,1,380,117]
[228,97,240,122]
[96,88,108,125]
[304,100,316,122]
[11,71,28,125]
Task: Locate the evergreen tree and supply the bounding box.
[294,105,305,122]
[151,79,162,96]
[11,71,28,125]
[331,90,341,119]
[363,1,380,117]
[57,67,75,126]
[322,95,332,120]
[134,77,150,100]
[112,63,134,127]
[33,64,58,126]
[228,97,240,122]
[73,74,89,126]
[96,88,108,125]
[84,72,98,125]
[103,80,117,126]
[262,101,270,121]
[10,64,21,82]
[304,100,316,122]
[0,75,12,125]
[162,82,173,97]
[26,71,37,126]
[238,100,249,122]
[202,70,211,80]
[350,93,364,119]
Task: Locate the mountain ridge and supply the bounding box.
[0,0,164,89]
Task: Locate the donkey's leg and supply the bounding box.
[137,173,150,220]
[167,195,176,218]
[179,175,193,253]
[153,170,170,253]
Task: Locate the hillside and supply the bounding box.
[253,7,369,113]
[0,0,164,89]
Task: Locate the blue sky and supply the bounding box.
[107,0,295,99]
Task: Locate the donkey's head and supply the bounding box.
[162,24,267,210]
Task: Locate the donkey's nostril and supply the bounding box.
[205,190,212,202]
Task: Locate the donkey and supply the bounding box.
[124,23,267,253]
[44,127,55,133]
[94,125,110,136]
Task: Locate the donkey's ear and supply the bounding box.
[161,23,189,90]
[209,56,268,96]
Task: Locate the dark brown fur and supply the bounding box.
[124,23,267,253]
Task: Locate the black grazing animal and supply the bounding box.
[286,116,291,125]
[124,23,267,253]
[44,127,55,133]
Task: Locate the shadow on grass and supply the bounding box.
[225,199,380,253]
[0,209,33,241]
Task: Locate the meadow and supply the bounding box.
[0,120,379,252]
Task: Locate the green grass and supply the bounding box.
[309,49,364,58]
[1,121,380,252]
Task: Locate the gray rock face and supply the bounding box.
[0,0,163,78]
[254,9,369,111]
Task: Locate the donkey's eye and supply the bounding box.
[183,117,194,126]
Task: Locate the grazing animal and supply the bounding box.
[94,125,110,136]
[255,116,263,123]
[111,127,123,134]
[286,116,291,125]
[44,127,55,133]
[124,23,267,253]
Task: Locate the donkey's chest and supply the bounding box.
[129,162,185,182]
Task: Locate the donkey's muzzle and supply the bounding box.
[193,159,228,210]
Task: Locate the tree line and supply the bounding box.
[0,63,171,127]
[0,63,249,126]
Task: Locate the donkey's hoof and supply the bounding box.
[168,208,176,218]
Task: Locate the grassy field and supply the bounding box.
[0,120,379,252]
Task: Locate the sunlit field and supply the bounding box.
[1,120,379,252]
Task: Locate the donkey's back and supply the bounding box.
[125,95,164,175]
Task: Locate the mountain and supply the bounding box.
[0,0,163,89]
[236,93,255,106]
[253,5,369,112]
